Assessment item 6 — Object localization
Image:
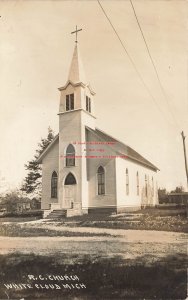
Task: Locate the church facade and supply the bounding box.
[37,43,159,217]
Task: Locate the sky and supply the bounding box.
[0,0,187,193]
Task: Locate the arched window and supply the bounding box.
[51,171,58,198]
[64,173,76,185]
[66,144,75,167]
[145,175,148,197]
[126,168,129,195]
[152,177,154,196]
[97,166,105,195]
[136,171,139,196]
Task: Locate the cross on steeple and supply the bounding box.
[71,26,82,43]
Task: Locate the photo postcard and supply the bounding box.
[0,1,187,299]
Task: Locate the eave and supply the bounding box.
[36,134,59,164]
[58,80,96,96]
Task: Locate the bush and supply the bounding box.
[0,210,43,218]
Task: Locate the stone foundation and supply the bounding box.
[116,205,141,213]
[43,209,51,218]
[88,207,116,214]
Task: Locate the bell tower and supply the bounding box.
[58,28,96,214]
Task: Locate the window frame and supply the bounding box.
[97,166,105,195]
[66,93,74,111]
[136,171,139,196]
[126,168,129,195]
[66,144,75,167]
[152,176,154,196]
[51,171,58,198]
[145,175,148,197]
[64,173,77,185]
[86,96,91,113]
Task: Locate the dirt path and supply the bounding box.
[0,227,186,264]
[28,223,187,243]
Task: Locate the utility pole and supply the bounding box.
[181,131,188,189]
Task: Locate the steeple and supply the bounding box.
[58,28,95,116]
[68,44,87,84]
[58,42,95,95]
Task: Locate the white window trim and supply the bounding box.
[64,144,76,168]
[95,165,106,196]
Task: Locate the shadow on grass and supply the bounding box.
[0,224,113,237]
[0,252,187,299]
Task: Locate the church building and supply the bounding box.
[37,37,159,217]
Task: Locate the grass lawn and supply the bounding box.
[49,207,187,233]
[0,216,41,223]
[0,207,187,299]
[0,207,187,236]
[0,252,186,299]
[0,223,114,237]
[0,207,187,235]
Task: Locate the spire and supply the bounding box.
[58,27,95,95]
[67,43,87,84]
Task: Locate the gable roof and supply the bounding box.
[36,134,59,163]
[37,127,159,171]
[86,127,159,171]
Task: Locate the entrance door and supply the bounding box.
[63,173,76,209]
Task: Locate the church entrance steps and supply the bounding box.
[44,209,67,219]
